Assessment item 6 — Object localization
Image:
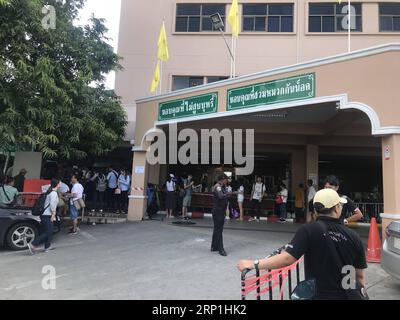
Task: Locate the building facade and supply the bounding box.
[115,0,400,141]
[129,43,400,239]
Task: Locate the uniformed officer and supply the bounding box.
[211,174,229,256]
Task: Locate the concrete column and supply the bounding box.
[291,149,306,195]
[128,151,149,221]
[306,144,319,187]
[159,164,168,185]
[381,135,400,239]
[148,163,160,185]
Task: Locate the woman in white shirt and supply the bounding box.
[277,182,289,223]
[165,174,176,218]
[237,179,245,221]
[28,179,60,253]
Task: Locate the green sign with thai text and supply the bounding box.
[158,92,218,121]
[227,73,315,111]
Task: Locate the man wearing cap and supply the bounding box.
[324,175,363,225]
[211,174,229,257]
[237,188,368,300]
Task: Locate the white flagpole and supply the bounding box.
[230,35,234,78]
[160,59,163,94]
[348,0,351,52]
[296,0,300,63]
[232,36,235,78]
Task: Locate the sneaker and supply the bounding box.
[27,243,38,255]
[225,216,230,221]
[44,247,55,253]
[68,229,78,235]
[248,217,256,222]
[277,219,287,223]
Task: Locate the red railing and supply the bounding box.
[241,245,305,300]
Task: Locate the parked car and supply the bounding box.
[0,208,61,251]
[381,221,400,280]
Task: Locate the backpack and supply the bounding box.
[97,175,107,192]
[32,193,50,216]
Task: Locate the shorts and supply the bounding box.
[69,203,79,220]
[183,196,192,207]
[237,196,244,204]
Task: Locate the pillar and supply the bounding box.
[291,149,306,195]
[306,144,319,187]
[128,151,149,221]
[381,135,400,239]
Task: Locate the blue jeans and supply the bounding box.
[69,203,79,220]
[32,215,53,249]
[277,203,287,220]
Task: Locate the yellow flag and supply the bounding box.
[228,0,239,37]
[157,22,169,62]
[150,61,160,93]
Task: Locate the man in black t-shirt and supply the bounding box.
[237,188,367,300]
[324,175,363,225]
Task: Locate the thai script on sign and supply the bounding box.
[227,73,315,111]
[159,93,218,121]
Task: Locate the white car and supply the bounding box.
[381,221,400,280]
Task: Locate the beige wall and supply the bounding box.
[116,0,400,140]
[131,46,400,228]
[134,49,400,145]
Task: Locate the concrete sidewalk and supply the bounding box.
[0,220,398,300]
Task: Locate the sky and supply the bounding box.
[76,0,122,89]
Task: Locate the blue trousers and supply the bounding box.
[276,203,287,220]
[32,215,53,249]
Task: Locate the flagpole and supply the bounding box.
[160,59,163,94]
[233,36,236,78]
[296,0,300,63]
[230,35,234,78]
[348,0,351,52]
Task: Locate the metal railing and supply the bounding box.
[354,202,383,223]
[241,246,305,300]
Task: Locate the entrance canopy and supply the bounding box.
[130,43,400,234]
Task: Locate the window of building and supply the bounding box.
[207,76,229,84]
[175,4,226,32]
[172,76,228,91]
[379,3,400,32]
[242,3,294,32]
[172,76,204,91]
[309,2,362,32]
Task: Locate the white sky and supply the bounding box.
[76,0,122,89]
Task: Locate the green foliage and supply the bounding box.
[0,0,127,159]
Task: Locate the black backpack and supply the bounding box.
[32,193,50,216]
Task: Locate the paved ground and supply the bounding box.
[0,218,399,300]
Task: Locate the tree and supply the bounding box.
[0,0,127,160]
